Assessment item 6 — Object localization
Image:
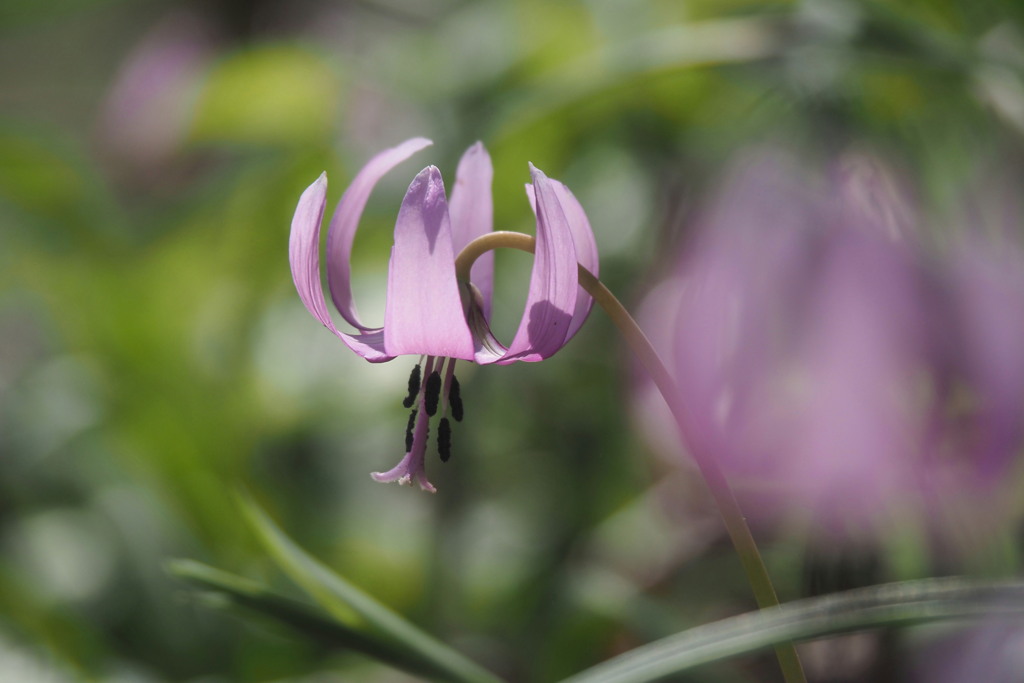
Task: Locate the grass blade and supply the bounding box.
[562,577,1024,683]
[168,559,441,676]
[237,493,502,683]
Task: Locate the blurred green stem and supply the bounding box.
[456,232,806,683]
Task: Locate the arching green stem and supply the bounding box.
[456,231,806,683]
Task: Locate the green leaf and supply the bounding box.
[237,493,503,683]
[491,16,785,141]
[561,577,1024,683]
[167,559,435,675]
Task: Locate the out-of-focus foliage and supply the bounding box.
[2,0,1024,681]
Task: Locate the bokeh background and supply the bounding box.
[3,0,1024,681]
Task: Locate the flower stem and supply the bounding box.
[456,232,806,683]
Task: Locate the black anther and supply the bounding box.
[438,417,452,462]
[424,370,442,416]
[404,410,417,451]
[402,365,422,408]
[449,375,464,422]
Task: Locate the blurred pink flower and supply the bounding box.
[646,149,1024,536]
[97,11,216,178]
[913,620,1024,683]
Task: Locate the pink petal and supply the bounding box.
[449,142,495,319]
[383,167,476,360]
[496,165,579,363]
[326,137,433,331]
[288,174,391,362]
[527,179,598,340]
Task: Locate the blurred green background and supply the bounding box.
[3,0,1024,681]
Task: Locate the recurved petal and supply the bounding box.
[288,174,392,362]
[326,137,433,331]
[527,179,598,341]
[383,167,476,360]
[449,142,495,319]
[496,165,579,364]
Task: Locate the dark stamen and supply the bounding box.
[449,375,464,422]
[404,410,417,451]
[424,370,442,416]
[402,365,422,408]
[438,417,452,462]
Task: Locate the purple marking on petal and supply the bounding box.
[526,179,598,341]
[496,165,579,364]
[470,329,509,365]
[449,142,495,319]
[383,167,476,360]
[288,174,392,362]
[459,280,510,364]
[326,137,433,331]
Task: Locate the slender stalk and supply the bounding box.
[456,232,806,683]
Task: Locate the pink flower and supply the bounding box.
[97,11,216,178]
[913,619,1024,683]
[650,150,1024,535]
[289,138,598,491]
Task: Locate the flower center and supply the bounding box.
[459,280,503,356]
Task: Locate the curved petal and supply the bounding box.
[526,179,598,340]
[288,174,392,362]
[449,142,495,319]
[383,167,476,360]
[326,137,433,331]
[494,165,579,364]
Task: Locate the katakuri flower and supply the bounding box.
[289,138,598,492]
[640,148,1024,538]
